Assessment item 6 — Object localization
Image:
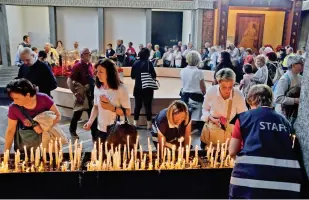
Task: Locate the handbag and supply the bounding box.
[106,107,137,149]
[200,90,234,145]
[14,105,42,152]
[141,61,160,90]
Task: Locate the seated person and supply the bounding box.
[151,100,191,149]
[125,42,137,66]
[38,50,51,68]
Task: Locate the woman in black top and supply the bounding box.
[105,44,116,61]
[131,48,157,130]
[151,100,191,149]
[213,51,236,85]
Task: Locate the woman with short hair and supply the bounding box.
[4,78,61,151]
[180,51,206,121]
[201,68,247,147]
[213,51,235,85]
[229,84,303,199]
[131,48,157,129]
[83,59,131,141]
[250,55,271,87]
[151,100,191,148]
[152,45,161,67]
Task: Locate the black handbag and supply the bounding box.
[106,107,137,149]
[14,105,42,152]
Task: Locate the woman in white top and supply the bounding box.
[201,68,247,147]
[83,59,131,141]
[162,47,174,67]
[180,51,206,121]
[250,55,269,85]
[173,46,182,68]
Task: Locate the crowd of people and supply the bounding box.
[3,34,306,198]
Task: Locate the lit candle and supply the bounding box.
[172,145,176,164]
[55,140,59,166]
[105,141,108,156]
[123,160,127,170]
[217,140,220,150]
[189,136,192,150]
[35,147,40,167]
[139,145,143,160]
[148,163,153,170]
[195,145,198,160]
[69,141,73,161]
[167,149,171,164]
[134,144,137,161]
[123,144,127,162]
[292,135,296,148]
[157,143,159,161]
[206,145,210,160]
[210,157,214,168]
[163,147,166,163]
[43,148,47,164]
[220,143,225,161]
[161,137,164,160]
[30,147,34,163]
[135,135,139,149]
[179,137,184,149]
[178,146,181,162]
[24,146,28,163]
[149,145,152,164]
[49,142,53,165]
[210,148,214,159]
[111,143,114,155]
[59,138,62,151]
[185,145,189,163]
[127,136,130,158]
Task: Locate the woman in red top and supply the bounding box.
[126,42,137,66]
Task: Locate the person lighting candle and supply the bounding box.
[151,100,191,150]
[228,84,304,199]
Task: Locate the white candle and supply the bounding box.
[172,145,176,164]
[59,138,62,151]
[149,145,152,164]
[43,148,47,164]
[123,144,127,162]
[217,140,220,150]
[185,145,189,163]
[292,135,296,148]
[69,141,73,162]
[220,143,225,161]
[179,137,184,149]
[195,145,198,159]
[140,145,143,161]
[49,142,53,165]
[206,145,210,160]
[161,137,164,160]
[111,143,114,155]
[189,136,192,150]
[163,147,166,163]
[35,147,40,167]
[134,144,137,161]
[135,135,139,149]
[210,148,214,159]
[55,140,59,166]
[30,147,34,163]
[210,157,214,168]
[24,146,28,162]
[105,141,108,156]
[167,149,171,164]
[127,136,130,158]
[157,143,159,161]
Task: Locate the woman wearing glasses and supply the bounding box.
[151,100,191,149]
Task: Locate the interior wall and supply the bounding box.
[56,7,98,51]
[299,11,309,49]
[213,9,218,46]
[104,8,146,52]
[227,9,285,49]
[23,6,50,49]
[182,10,192,45]
[6,5,25,64]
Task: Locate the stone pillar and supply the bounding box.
[0,4,10,66]
[202,9,215,47]
[284,0,303,50]
[146,9,152,44]
[295,34,309,176]
[98,8,104,54]
[48,6,57,46]
[282,11,290,46]
[216,0,229,48]
[191,9,203,52]
[190,9,196,44]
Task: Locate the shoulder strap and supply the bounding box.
[226,89,234,123]
[15,105,37,127]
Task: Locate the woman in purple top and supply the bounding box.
[4,78,61,151]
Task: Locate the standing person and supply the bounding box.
[229,85,303,199]
[250,55,270,87]
[83,59,131,141]
[282,47,295,69]
[17,47,57,97]
[147,43,155,60]
[152,45,161,67]
[72,41,80,60]
[56,40,65,67]
[274,55,303,120]
[228,44,239,67]
[201,68,247,147]
[126,42,136,66]
[201,48,210,70]
[180,51,206,122]
[38,51,51,68]
[44,42,59,67]
[209,47,218,71]
[4,79,61,151]
[31,47,38,55]
[105,44,116,60]
[213,51,235,85]
[173,46,182,68]
[15,35,31,67]
[178,41,182,50]
[114,40,126,67]
[131,48,156,130]
[67,48,97,141]
[181,44,188,68]
[239,64,254,98]
[162,47,174,67]
[266,52,282,83]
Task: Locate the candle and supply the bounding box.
[195,145,198,160]
[167,149,171,164]
[134,144,137,161]
[157,143,159,160]
[163,147,166,163]
[210,157,214,168]
[206,145,210,160]
[127,136,130,158]
[189,136,192,150]
[179,137,184,149]
[111,143,114,155]
[224,155,230,167]
[185,145,189,163]
[123,144,127,162]
[105,141,108,156]
[35,147,40,167]
[30,147,34,163]
[217,140,220,150]
[59,138,62,151]
[140,145,143,161]
[220,144,225,161]
[49,142,53,166]
[149,145,152,164]
[148,163,153,170]
[161,137,164,160]
[135,135,139,149]
[210,148,214,159]
[24,146,28,162]
[172,145,176,164]
[177,146,181,162]
[292,135,296,148]
[69,141,73,161]
[55,140,59,166]
[43,148,47,164]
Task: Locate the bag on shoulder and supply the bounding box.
[141,61,160,90]
[14,105,42,152]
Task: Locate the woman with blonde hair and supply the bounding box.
[151,45,161,67]
[151,100,191,149]
[201,68,247,148]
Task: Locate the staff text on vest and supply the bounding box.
[260,122,287,132]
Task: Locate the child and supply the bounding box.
[239,64,254,97]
